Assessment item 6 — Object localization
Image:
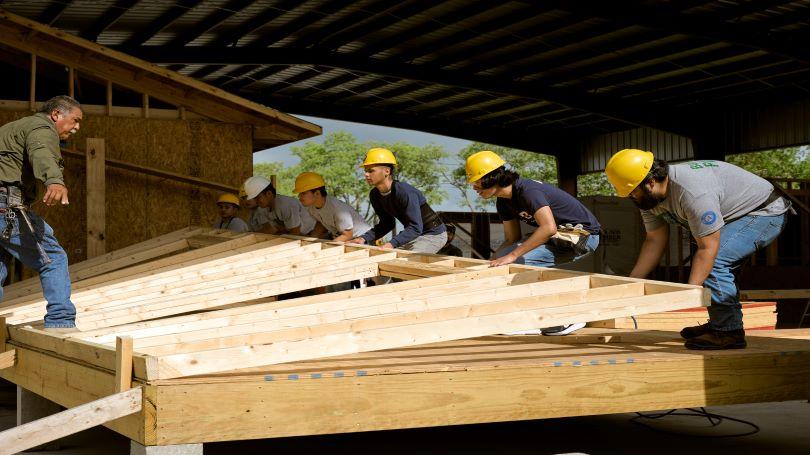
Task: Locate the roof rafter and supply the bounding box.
[544,0,810,65]
[126,46,691,134]
[120,0,205,47]
[37,0,73,25]
[79,0,140,42]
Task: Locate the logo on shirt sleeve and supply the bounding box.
[700,211,717,225]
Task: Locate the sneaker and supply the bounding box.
[684,329,746,350]
[542,322,586,336]
[680,322,712,339]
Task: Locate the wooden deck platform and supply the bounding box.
[2,328,809,446]
[0,228,806,447]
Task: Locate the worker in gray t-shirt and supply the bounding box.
[606,149,790,350]
[294,172,372,242]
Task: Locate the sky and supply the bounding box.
[253,114,475,211]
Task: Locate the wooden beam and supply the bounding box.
[67,66,74,97]
[105,80,113,116]
[86,138,106,258]
[115,336,133,392]
[28,53,35,111]
[142,93,149,118]
[145,286,704,379]
[0,387,142,454]
[0,350,14,370]
[0,317,6,352]
[740,289,810,300]
[61,147,239,193]
[0,10,321,138]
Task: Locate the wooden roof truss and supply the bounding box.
[0,227,708,382]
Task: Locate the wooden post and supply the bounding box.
[142,93,149,118]
[270,174,277,189]
[105,80,112,116]
[0,317,7,352]
[67,67,74,98]
[29,54,36,111]
[115,336,133,392]
[766,238,779,266]
[86,138,106,258]
[178,106,186,120]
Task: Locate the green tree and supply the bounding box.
[256,131,449,218]
[726,147,810,180]
[252,162,290,184]
[447,142,558,212]
[577,172,615,197]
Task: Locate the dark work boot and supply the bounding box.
[684,329,747,350]
[680,322,712,339]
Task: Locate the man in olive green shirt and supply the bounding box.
[0,95,82,331]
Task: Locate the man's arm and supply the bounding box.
[26,127,68,205]
[629,224,670,278]
[493,219,522,259]
[491,206,555,267]
[688,230,720,286]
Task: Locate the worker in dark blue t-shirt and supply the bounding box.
[466,150,602,336]
[349,148,447,253]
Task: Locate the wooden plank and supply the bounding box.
[0,387,142,454]
[0,317,6,352]
[105,80,113,116]
[115,336,133,392]
[146,286,705,379]
[28,53,35,111]
[86,138,106,258]
[120,276,596,351]
[74,266,514,340]
[62,147,241,194]
[149,341,810,444]
[0,346,152,444]
[0,238,300,323]
[68,66,74,97]
[0,350,14,370]
[740,289,810,300]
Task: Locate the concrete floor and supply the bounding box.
[2,384,808,455]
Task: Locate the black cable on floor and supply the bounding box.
[630,407,760,438]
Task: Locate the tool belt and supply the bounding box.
[548,224,591,255]
[0,184,24,213]
[753,189,782,212]
[420,202,443,232]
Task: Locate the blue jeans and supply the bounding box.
[498,234,600,267]
[705,213,787,331]
[0,204,75,328]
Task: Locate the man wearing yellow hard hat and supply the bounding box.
[348,148,447,253]
[605,149,791,350]
[465,150,601,336]
[294,171,371,242]
[213,193,249,233]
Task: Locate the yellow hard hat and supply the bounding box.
[293,172,326,194]
[217,193,240,207]
[361,147,397,167]
[605,149,655,197]
[238,184,247,199]
[465,150,506,183]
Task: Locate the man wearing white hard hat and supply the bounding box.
[243,176,317,236]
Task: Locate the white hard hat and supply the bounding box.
[243,176,272,200]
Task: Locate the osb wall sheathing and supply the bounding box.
[0,110,252,266]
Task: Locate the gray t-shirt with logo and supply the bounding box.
[307,196,371,238]
[641,160,789,237]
